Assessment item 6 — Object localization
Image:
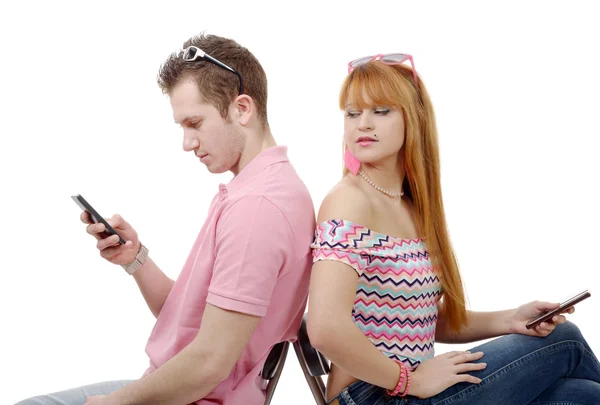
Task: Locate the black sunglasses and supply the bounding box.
[181,46,244,95]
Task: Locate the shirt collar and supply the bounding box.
[219,145,289,196]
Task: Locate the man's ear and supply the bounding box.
[231,95,254,126]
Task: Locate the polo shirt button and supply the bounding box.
[219,184,228,198]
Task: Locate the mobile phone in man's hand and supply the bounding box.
[71,194,126,244]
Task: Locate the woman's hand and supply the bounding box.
[409,351,487,398]
[508,300,574,337]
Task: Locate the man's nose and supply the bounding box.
[183,130,199,152]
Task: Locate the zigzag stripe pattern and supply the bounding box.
[312,219,442,370]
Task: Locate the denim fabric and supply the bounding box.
[15,380,133,405]
[328,322,600,405]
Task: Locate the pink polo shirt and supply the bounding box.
[142,146,315,404]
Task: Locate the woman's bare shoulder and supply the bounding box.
[317,177,374,226]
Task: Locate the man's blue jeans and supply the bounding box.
[15,380,133,405]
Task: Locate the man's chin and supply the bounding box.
[205,164,229,174]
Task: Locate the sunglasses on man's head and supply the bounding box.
[181,46,244,95]
[347,53,418,86]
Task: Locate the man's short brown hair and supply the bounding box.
[158,33,269,126]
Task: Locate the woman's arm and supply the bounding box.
[435,301,514,343]
[307,184,402,391]
[436,299,572,343]
[308,259,402,390]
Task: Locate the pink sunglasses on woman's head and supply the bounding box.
[347,53,418,85]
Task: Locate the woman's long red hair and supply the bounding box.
[340,62,467,331]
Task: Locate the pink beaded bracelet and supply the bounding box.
[399,366,412,397]
[386,361,406,396]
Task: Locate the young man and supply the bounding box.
[17,34,315,405]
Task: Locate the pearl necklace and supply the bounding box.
[358,170,404,198]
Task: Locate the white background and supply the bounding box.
[1,1,599,403]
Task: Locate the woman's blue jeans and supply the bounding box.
[328,322,600,405]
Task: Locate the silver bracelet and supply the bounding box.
[121,244,149,275]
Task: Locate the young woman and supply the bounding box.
[307,54,600,405]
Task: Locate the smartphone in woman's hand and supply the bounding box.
[526,290,591,329]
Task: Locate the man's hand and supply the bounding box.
[82,212,140,265]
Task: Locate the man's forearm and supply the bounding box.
[132,257,175,318]
[436,309,516,344]
[108,342,225,405]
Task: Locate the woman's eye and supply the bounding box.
[346,111,360,118]
[374,109,390,115]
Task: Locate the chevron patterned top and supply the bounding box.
[311,219,442,370]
